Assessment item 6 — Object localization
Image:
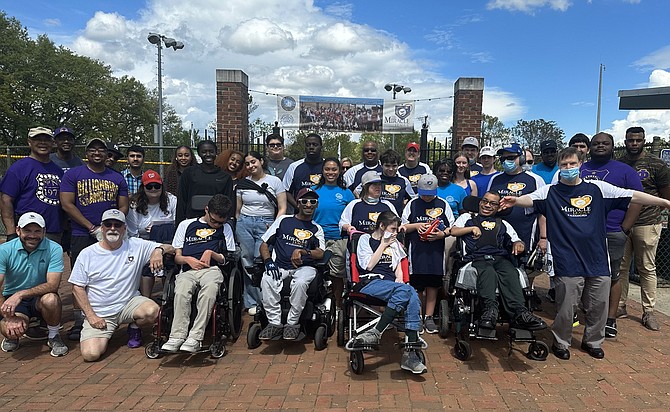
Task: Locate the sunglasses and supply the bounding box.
[268,143,282,148]
[145,183,162,190]
[480,198,500,207]
[299,199,318,205]
[363,148,377,153]
[500,155,519,162]
[208,212,226,226]
[526,159,534,165]
[102,220,124,229]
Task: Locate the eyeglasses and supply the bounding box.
[102,220,124,229]
[208,212,226,226]
[480,198,500,207]
[145,183,162,190]
[500,155,519,162]
[526,159,534,165]
[363,148,377,153]
[87,147,106,153]
[298,199,318,205]
[268,143,282,148]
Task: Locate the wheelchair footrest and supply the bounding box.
[475,327,498,340]
[344,340,379,351]
[508,327,535,342]
[397,338,428,351]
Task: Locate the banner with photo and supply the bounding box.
[277,95,414,133]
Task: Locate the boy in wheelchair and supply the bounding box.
[258,188,325,341]
[161,194,235,353]
[450,192,547,332]
[351,211,427,374]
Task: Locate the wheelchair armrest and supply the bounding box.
[313,249,332,269]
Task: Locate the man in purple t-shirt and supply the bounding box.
[60,137,129,340]
[581,132,642,338]
[0,127,64,241]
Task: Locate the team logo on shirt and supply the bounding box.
[582,169,609,181]
[293,228,313,241]
[368,212,381,222]
[426,208,443,219]
[384,184,401,194]
[383,247,393,256]
[409,174,421,184]
[125,256,135,264]
[638,169,650,181]
[570,195,592,209]
[35,173,61,206]
[481,221,496,231]
[309,174,321,184]
[196,228,217,238]
[507,182,526,193]
[471,171,479,177]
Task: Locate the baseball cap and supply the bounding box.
[417,174,438,196]
[540,140,558,151]
[479,146,496,157]
[497,143,523,157]
[142,170,163,186]
[462,137,479,148]
[86,138,107,150]
[17,212,46,229]
[107,142,123,158]
[406,142,420,151]
[296,188,319,200]
[361,171,382,186]
[54,126,74,138]
[28,127,54,139]
[101,209,126,224]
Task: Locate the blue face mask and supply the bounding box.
[560,167,580,182]
[502,160,517,173]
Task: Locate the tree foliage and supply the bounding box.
[511,119,566,153]
[481,114,512,149]
[0,12,188,148]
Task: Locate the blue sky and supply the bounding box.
[3,0,669,144]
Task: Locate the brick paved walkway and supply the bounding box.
[1,275,670,411]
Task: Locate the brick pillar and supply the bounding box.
[216,69,249,150]
[451,77,484,152]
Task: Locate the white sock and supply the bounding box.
[128,323,139,329]
[47,325,60,339]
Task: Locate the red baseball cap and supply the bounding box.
[142,170,162,186]
[406,142,420,151]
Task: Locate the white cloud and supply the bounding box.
[323,2,353,19]
[44,18,61,27]
[635,45,670,70]
[63,0,523,138]
[603,69,670,144]
[486,0,572,13]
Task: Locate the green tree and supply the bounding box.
[511,119,565,153]
[481,114,512,149]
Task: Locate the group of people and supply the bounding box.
[1,125,668,373]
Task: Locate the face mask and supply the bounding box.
[383,231,394,239]
[468,158,475,166]
[560,167,580,182]
[522,163,532,172]
[502,160,517,173]
[365,197,379,204]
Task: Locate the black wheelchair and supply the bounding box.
[144,248,244,359]
[337,232,427,375]
[442,196,549,362]
[245,251,335,351]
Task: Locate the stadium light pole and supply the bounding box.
[384,83,412,149]
[148,33,184,174]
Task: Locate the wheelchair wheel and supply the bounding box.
[527,341,549,361]
[314,325,328,351]
[349,351,365,375]
[438,300,450,339]
[336,309,346,347]
[210,342,226,359]
[227,265,244,340]
[455,340,471,361]
[145,342,161,359]
[247,323,262,349]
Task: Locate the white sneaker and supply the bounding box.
[180,337,201,353]
[161,338,185,353]
[248,306,257,316]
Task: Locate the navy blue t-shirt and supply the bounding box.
[529,180,632,277]
[380,174,414,215]
[173,218,235,271]
[262,215,326,270]
[282,159,324,198]
[398,163,431,189]
[345,164,382,192]
[487,171,544,247]
[339,199,395,234]
[401,197,454,275]
[356,234,397,281]
[453,213,521,260]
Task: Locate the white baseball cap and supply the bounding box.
[17,212,46,229]
[479,146,496,157]
[101,209,126,223]
[462,137,479,148]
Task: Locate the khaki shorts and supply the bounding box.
[326,238,348,279]
[80,295,153,342]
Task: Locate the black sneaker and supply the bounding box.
[531,292,543,311]
[512,310,547,331]
[479,309,498,330]
[605,319,617,338]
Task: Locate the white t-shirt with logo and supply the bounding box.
[69,238,160,317]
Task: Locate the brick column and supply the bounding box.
[216,69,249,150]
[451,77,484,152]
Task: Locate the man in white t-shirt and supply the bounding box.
[69,209,174,361]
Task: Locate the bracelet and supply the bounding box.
[154,246,165,255]
[540,236,547,240]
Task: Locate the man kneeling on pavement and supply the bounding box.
[161,195,235,353]
[0,212,68,356]
[259,188,325,341]
[450,192,547,331]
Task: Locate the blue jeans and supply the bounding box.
[237,214,274,309]
[359,279,422,331]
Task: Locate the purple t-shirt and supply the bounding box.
[581,159,643,232]
[60,165,129,236]
[0,157,63,233]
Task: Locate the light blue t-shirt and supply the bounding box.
[532,162,558,184]
[436,184,466,217]
[0,237,64,296]
[313,184,355,240]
